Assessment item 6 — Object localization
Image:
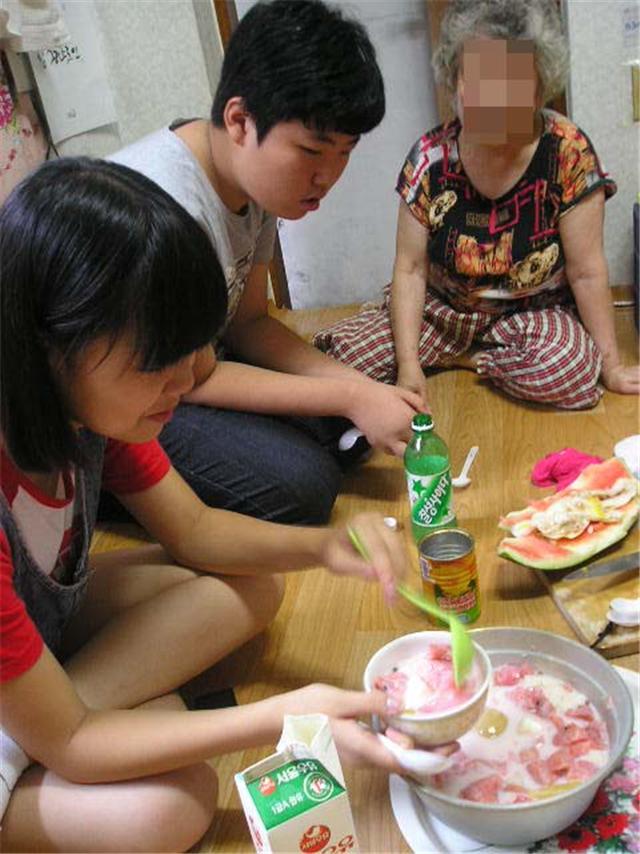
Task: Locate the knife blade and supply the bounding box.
[563,551,639,583]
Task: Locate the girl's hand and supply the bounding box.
[280,684,458,773]
[602,363,640,394]
[320,512,406,602]
[282,685,402,772]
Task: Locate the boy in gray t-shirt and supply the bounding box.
[108,0,424,525]
[111,121,276,335]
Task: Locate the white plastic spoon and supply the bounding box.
[377,732,454,776]
[338,426,365,451]
[591,597,640,648]
[452,446,479,488]
[607,597,640,627]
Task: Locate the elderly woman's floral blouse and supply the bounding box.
[396,109,617,316]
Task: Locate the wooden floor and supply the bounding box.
[91,303,639,854]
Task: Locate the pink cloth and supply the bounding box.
[531,448,603,491]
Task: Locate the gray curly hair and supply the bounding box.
[432,0,569,106]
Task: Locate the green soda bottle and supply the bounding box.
[405,413,457,544]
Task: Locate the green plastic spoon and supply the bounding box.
[396,583,474,687]
[348,526,474,687]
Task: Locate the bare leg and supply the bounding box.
[0,695,218,853]
[179,631,268,705]
[62,545,284,709]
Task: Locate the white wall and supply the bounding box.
[564,0,640,287]
[54,1,636,299]
[59,0,221,158]
[237,0,439,308]
[62,0,437,308]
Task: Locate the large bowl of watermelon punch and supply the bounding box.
[401,627,634,846]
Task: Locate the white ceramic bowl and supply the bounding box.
[363,630,492,747]
[411,628,634,846]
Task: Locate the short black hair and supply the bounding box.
[211,0,385,142]
[0,158,228,473]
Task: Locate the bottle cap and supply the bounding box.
[411,413,434,432]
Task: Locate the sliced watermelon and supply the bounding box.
[569,457,632,494]
[498,458,639,570]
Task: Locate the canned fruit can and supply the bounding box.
[418,528,480,624]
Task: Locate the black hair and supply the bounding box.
[211,0,385,142]
[0,157,228,473]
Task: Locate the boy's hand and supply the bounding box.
[396,361,430,412]
[346,380,425,457]
[319,512,405,602]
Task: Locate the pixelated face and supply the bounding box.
[458,38,540,144]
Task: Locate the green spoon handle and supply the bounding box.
[348,526,472,687]
[348,527,448,622]
[347,526,370,561]
[396,583,451,624]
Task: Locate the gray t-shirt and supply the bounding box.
[109,125,277,327]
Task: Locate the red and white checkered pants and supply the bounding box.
[314,290,603,410]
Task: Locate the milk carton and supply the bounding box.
[235,714,359,853]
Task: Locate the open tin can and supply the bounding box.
[418,528,480,624]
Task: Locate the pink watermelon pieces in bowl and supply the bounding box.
[498,458,639,570]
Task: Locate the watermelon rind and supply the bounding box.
[498,503,638,570]
[498,458,639,570]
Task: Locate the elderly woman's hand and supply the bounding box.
[397,361,430,412]
[602,363,640,395]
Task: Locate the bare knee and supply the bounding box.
[96,763,218,853]
[258,572,285,627]
[0,762,218,853]
[136,762,218,852]
[227,571,285,630]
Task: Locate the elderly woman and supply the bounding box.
[315,0,639,409]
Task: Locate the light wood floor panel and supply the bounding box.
[90,304,638,852]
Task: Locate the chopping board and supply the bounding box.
[535,548,640,659]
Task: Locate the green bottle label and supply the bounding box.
[247,759,344,830]
[407,469,454,529]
